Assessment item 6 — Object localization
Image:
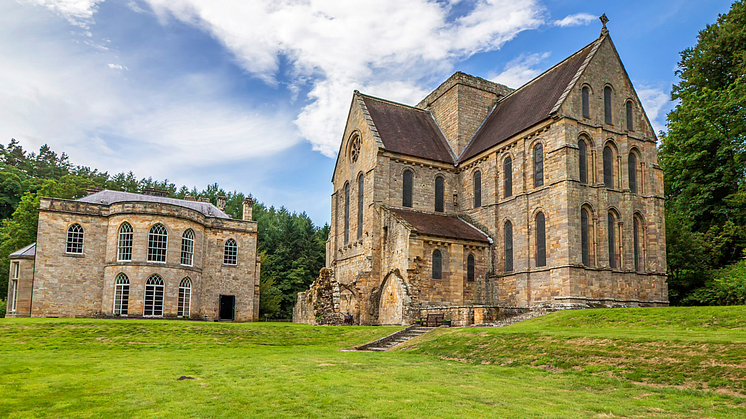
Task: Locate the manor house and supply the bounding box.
[6,189,260,321]
[295,22,668,326]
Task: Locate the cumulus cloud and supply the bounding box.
[23,0,103,27]
[635,84,671,134]
[553,13,595,27]
[488,52,551,88]
[139,0,547,156]
[0,2,299,181]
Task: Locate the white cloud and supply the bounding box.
[23,0,103,27]
[138,0,547,156]
[553,13,595,28]
[488,52,551,88]
[635,84,671,134]
[0,2,300,181]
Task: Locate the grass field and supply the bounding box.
[1,307,745,418]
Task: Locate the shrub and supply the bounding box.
[0,298,6,317]
[682,259,746,306]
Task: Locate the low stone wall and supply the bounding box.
[418,305,531,327]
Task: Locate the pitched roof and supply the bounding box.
[388,208,490,243]
[459,38,599,161]
[10,242,36,258]
[77,190,231,219]
[361,95,455,163]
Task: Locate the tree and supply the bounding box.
[659,1,746,302]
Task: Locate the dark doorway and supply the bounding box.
[219,295,235,320]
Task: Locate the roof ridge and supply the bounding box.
[356,92,429,113]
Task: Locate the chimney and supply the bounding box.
[184,194,196,201]
[143,187,169,197]
[86,187,103,196]
[216,194,227,211]
[198,197,210,203]
[243,197,253,221]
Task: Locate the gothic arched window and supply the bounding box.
[473,171,481,208]
[504,221,513,272]
[358,173,364,239]
[344,182,350,245]
[581,208,590,267]
[435,176,444,213]
[117,222,133,261]
[504,157,512,198]
[147,224,167,262]
[608,212,617,269]
[633,216,642,272]
[626,101,634,130]
[604,86,612,125]
[144,274,164,317]
[582,86,590,118]
[224,239,238,265]
[432,249,442,279]
[181,229,194,266]
[628,152,638,194]
[402,169,413,208]
[578,139,588,184]
[467,254,475,282]
[536,212,546,267]
[66,224,84,254]
[603,145,614,188]
[178,277,192,317]
[114,273,129,315]
[534,143,544,188]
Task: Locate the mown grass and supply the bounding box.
[1,307,745,418]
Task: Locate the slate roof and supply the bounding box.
[388,208,490,243]
[10,242,36,258]
[361,95,455,164]
[459,38,599,161]
[77,190,231,219]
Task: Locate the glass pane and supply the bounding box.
[403,170,413,207]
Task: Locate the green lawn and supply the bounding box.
[1,307,745,418]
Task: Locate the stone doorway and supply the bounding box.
[378,273,406,325]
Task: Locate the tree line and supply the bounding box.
[0,139,327,318]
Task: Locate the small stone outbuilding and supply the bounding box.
[6,189,260,321]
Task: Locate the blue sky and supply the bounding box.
[0,0,735,225]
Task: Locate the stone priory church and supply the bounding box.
[295,21,668,326]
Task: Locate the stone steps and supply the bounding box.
[355,326,434,351]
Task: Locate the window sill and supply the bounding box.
[64,253,85,258]
[223,264,237,268]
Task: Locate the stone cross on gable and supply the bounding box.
[600,14,609,36]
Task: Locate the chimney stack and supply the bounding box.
[86,187,103,196]
[216,195,227,211]
[243,197,253,221]
[198,197,210,203]
[184,194,196,201]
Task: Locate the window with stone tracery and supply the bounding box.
[349,133,361,163]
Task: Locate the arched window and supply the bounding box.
[435,176,444,213]
[604,86,612,125]
[144,274,164,316]
[113,273,129,315]
[473,171,481,208]
[578,139,588,184]
[66,224,84,254]
[581,208,590,267]
[467,253,475,282]
[344,182,350,245]
[535,212,546,267]
[224,239,238,265]
[178,277,191,317]
[608,212,617,269]
[357,173,364,239]
[432,249,442,279]
[582,86,590,118]
[534,143,544,188]
[181,229,194,266]
[504,221,513,272]
[626,101,634,131]
[628,152,638,193]
[632,217,641,272]
[504,157,512,198]
[603,145,614,188]
[117,222,133,261]
[147,224,168,262]
[402,169,413,208]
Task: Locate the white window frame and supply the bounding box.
[66,224,84,254]
[178,277,191,318]
[181,230,194,266]
[147,224,168,263]
[144,275,164,317]
[113,274,130,316]
[9,279,18,313]
[117,222,133,262]
[223,239,238,266]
